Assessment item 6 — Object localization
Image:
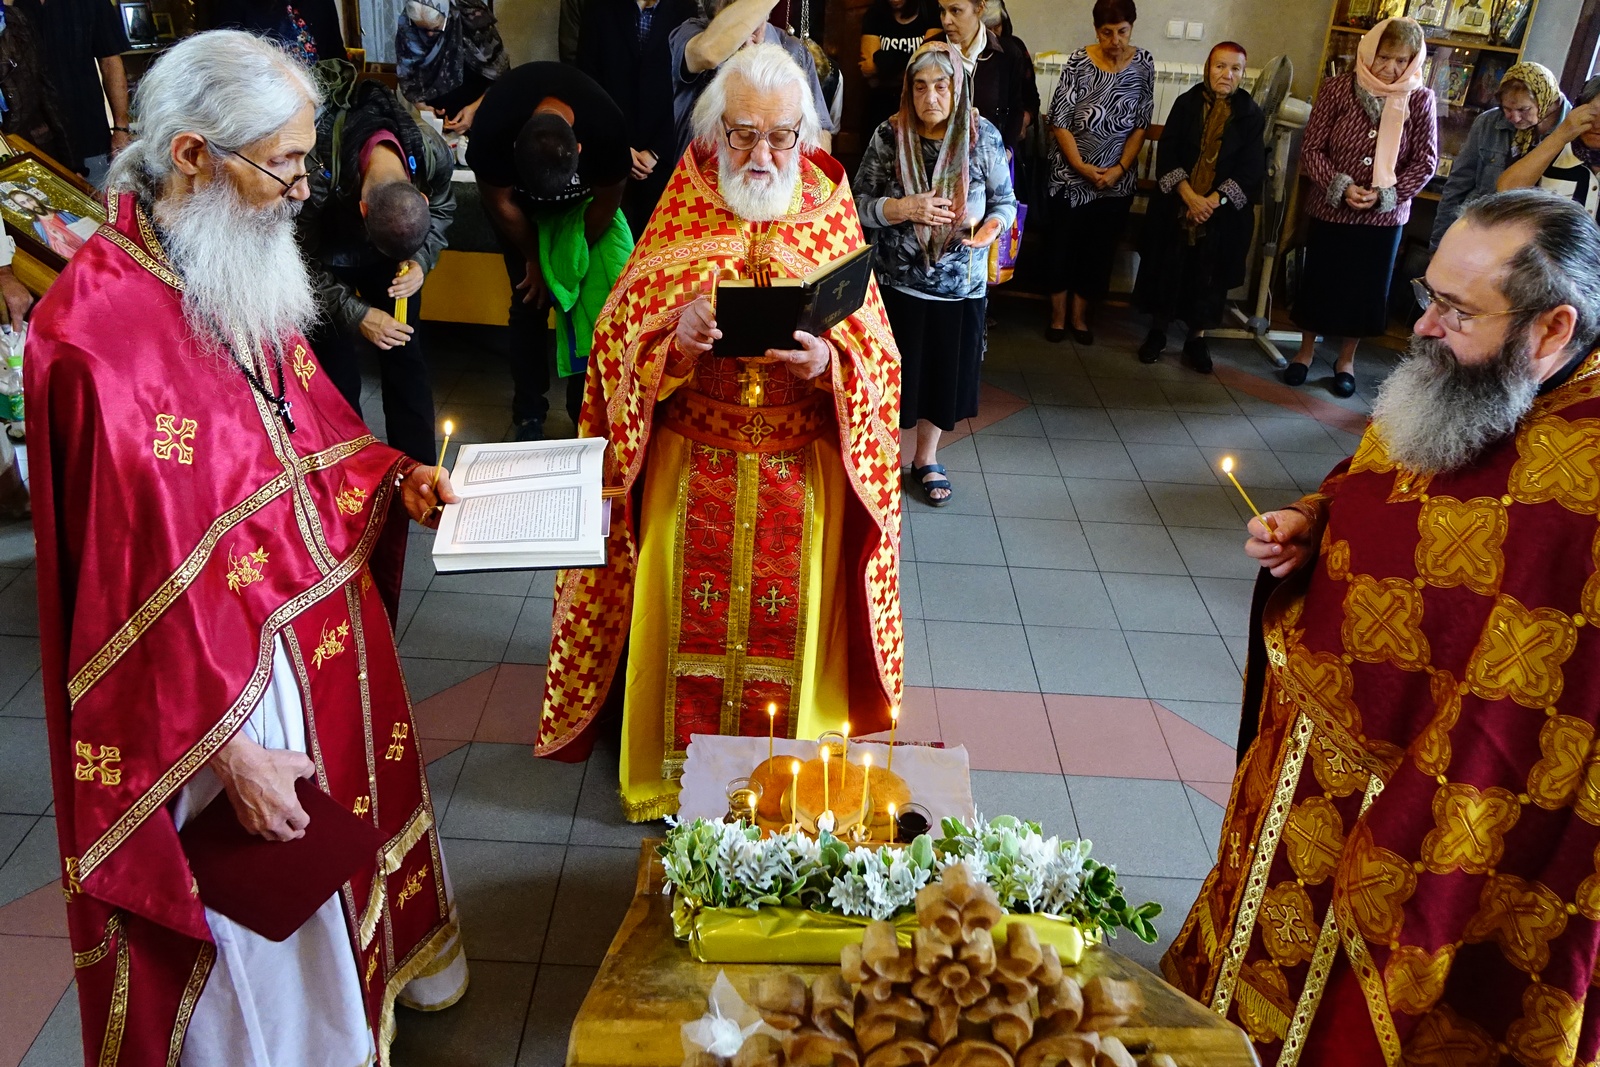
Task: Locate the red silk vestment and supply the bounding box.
[1163,351,1600,1065]
[540,146,904,759]
[25,194,457,1066]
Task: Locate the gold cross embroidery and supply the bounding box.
[311,621,351,669]
[62,857,82,901]
[690,577,722,613]
[701,446,733,470]
[152,413,198,464]
[225,546,269,594]
[352,795,371,818]
[740,412,776,447]
[396,864,429,909]
[336,486,368,516]
[1228,832,1243,869]
[384,722,409,761]
[73,741,122,786]
[291,344,317,390]
[758,584,793,618]
[763,451,797,480]
[364,950,380,988]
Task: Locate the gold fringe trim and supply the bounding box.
[409,936,464,983]
[395,971,470,1014]
[358,868,387,951]
[1236,980,1290,1041]
[621,787,680,823]
[382,808,433,875]
[377,911,464,1067]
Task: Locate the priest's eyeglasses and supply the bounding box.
[723,125,802,152]
[211,140,320,198]
[1410,277,1533,332]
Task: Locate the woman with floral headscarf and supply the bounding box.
[1287,16,1436,397]
[1430,62,1567,249]
[396,0,509,133]
[1497,75,1600,222]
[855,42,1016,507]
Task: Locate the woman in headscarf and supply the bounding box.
[1287,16,1436,397]
[1430,62,1567,249]
[1496,75,1600,222]
[396,0,510,133]
[1133,41,1265,372]
[855,42,1016,507]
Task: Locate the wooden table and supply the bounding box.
[567,843,1260,1067]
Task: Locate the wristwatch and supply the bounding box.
[1217,193,1230,207]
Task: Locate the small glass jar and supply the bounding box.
[725,777,762,826]
[815,730,848,762]
[895,803,932,842]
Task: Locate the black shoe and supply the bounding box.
[1182,336,1213,374]
[513,417,545,442]
[1072,328,1094,346]
[1331,371,1356,398]
[1138,329,1165,364]
[1284,362,1309,387]
[1045,326,1067,343]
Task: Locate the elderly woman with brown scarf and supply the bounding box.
[855,42,1016,507]
[1134,41,1265,373]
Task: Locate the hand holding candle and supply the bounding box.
[1220,456,1277,533]
[429,419,455,502]
[393,262,411,326]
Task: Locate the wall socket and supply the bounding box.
[1165,19,1184,38]
[1185,20,1205,39]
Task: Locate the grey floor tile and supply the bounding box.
[1225,635,1251,677]
[934,435,980,472]
[975,408,1045,437]
[1109,874,1206,973]
[1157,700,1242,747]
[995,517,1095,571]
[400,591,524,661]
[1081,523,1187,576]
[1026,626,1146,698]
[0,521,34,567]
[1325,425,1366,453]
[19,981,79,1067]
[974,435,1061,477]
[425,746,470,823]
[443,838,566,963]
[1101,574,1216,635]
[1160,380,1240,414]
[907,513,1006,566]
[903,618,933,688]
[900,516,917,563]
[0,565,20,593]
[1143,481,1252,532]
[570,737,663,848]
[971,770,1077,838]
[917,563,1021,624]
[442,743,585,844]
[503,598,555,665]
[1010,568,1119,629]
[899,560,922,620]
[985,474,1076,520]
[912,467,992,516]
[391,959,538,1067]
[1023,374,1103,408]
[1064,776,1214,880]
[1186,785,1226,861]
[1250,416,1348,455]
[542,845,641,966]
[1091,378,1171,411]
[0,565,38,635]
[429,569,536,597]
[0,717,50,815]
[403,529,437,591]
[0,816,57,906]
[1125,632,1244,703]
[1193,577,1254,638]
[2,668,43,718]
[402,659,499,704]
[395,589,425,642]
[1107,408,1192,446]
[1124,443,1217,485]
[1178,412,1269,451]
[1195,445,1300,491]
[1050,439,1139,481]
[1276,450,1344,494]
[923,621,1039,691]
[1168,526,1263,580]
[529,570,557,599]
[1062,478,1161,525]
[0,812,31,866]
[1036,405,1118,441]
[0,635,41,708]
[516,965,600,1067]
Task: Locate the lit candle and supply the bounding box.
[767,703,776,766]
[859,753,872,829]
[887,705,900,773]
[1219,456,1277,533]
[789,759,801,826]
[820,744,831,815]
[888,802,898,845]
[840,722,850,792]
[429,419,455,499]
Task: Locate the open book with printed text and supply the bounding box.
[431,439,608,572]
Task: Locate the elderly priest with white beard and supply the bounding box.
[25,32,465,1067]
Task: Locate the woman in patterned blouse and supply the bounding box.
[1042,0,1153,345]
[1287,17,1436,397]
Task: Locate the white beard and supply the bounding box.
[1370,333,1541,475]
[154,177,316,362]
[718,150,800,222]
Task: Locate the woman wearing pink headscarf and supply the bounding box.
[1287,17,1436,397]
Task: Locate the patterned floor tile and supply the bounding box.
[1045,695,1176,780]
[935,690,1059,773]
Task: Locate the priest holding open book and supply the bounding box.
[540,44,905,821]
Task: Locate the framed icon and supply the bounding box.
[152,12,176,40]
[0,154,106,272]
[1443,63,1475,106]
[120,2,159,47]
[1409,0,1447,27]
[1448,0,1491,36]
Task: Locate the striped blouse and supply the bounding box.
[1046,46,1155,207]
[1300,72,1438,227]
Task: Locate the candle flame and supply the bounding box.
[443,419,455,436]
[1220,455,1235,474]
[888,803,897,817]
[862,753,872,768]
[767,703,776,718]
[791,759,801,775]
[842,722,850,740]
[891,705,900,722]
[820,746,830,762]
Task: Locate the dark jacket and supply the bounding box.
[1143,82,1266,292]
[576,0,689,162]
[0,2,73,165]
[298,78,457,333]
[931,28,1038,148]
[212,0,345,59]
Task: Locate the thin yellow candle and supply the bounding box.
[767,702,776,766]
[394,262,411,326]
[789,759,801,825]
[429,419,455,497]
[887,705,900,773]
[859,753,872,828]
[840,722,850,793]
[820,744,831,815]
[888,803,898,845]
[1219,456,1277,532]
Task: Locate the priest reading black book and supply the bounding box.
[713,244,874,357]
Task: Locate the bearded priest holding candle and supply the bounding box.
[26,32,465,1067]
[540,43,904,821]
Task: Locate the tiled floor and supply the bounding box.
[0,301,1395,1066]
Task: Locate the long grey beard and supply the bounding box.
[1370,334,1541,475]
[154,178,316,361]
[718,152,800,223]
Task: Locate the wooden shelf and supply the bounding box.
[1327,25,1523,52]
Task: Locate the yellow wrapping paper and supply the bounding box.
[677,901,1089,965]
